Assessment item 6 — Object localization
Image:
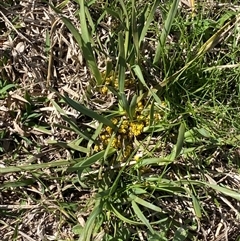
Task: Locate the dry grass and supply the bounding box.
[1,0,240,240]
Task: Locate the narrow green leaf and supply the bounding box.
[131,1,139,59]
[56,0,70,10]
[62,95,116,129]
[0,84,15,94]
[0,179,35,189]
[167,123,185,161]
[79,199,102,241]
[61,16,83,48]
[149,101,155,126]
[191,194,202,218]
[33,126,51,135]
[105,8,122,21]
[172,227,188,241]
[131,201,154,234]
[129,194,162,212]
[82,42,103,85]
[105,59,113,79]
[78,0,90,43]
[119,92,129,116]
[12,223,19,241]
[206,184,240,201]
[133,65,162,104]
[118,0,129,55]
[129,94,138,120]
[51,99,95,142]
[61,114,94,141]
[196,128,211,138]
[47,140,89,153]
[71,148,115,169]
[118,32,126,93]
[84,5,95,35]
[154,0,180,64]
[61,17,102,84]
[0,160,77,174]
[143,125,166,133]
[137,157,174,167]
[139,0,160,45]
[175,122,185,158]
[110,204,143,225]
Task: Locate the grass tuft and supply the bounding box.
[1,0,240,240]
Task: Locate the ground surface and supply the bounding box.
[1,0,240,241]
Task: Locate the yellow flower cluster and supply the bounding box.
[94,116,144,158]
[93,71,167,159]
[124,145,133,158]
[93,102,166,158]
[100,71,135,95]
[129,122,144,137]
[118,120,129,134]
[134,101,163,126]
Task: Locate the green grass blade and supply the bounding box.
[0,179,35,189]
[0,160,77,174]
[47,140,89,153]
[71,148,115,169]
[82,2,95,36]
[82,42,102,85]
[110,204,143,225]
[119,92,129,116]
[118,0,129,56]
[51,99,95,142]
[61,16,83,49]
[172,227,188,241]
[139,0,160,45]
[175,122,185,158]
[0,83,15,94]
[61,17,102,85]
[191,194,202,218]
[78,0,90,43]
[206,184,240,201]
[131,201,154,234]
[137,157,174,167]
[154,0,180,64]
[118,32,126,93]
[62,95,116,129]
[160,15,238,86]
[129,194,162,212]
[168,122,185,160]
[105,59,113,79]
[79,199,103,241]
[131,0,139,59]
[133,65,162,104]
[129,94,137,120]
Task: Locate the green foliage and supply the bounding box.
[0,79,15,99]
[2,1,240,240]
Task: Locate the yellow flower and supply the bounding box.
[154,113,161,121]
[119,127,127,134]
[105,77,111,85]
[94,145,99,152]
[129,122,144,136]
[114,81,118,88]
[111,118,118,125]
[137,101,143,107]
[101,86,108,95]
[134,154,142,161]
[122,120,129,126]
[111,137,117,148]
[106,126,113,134]
[123,145,133,158]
